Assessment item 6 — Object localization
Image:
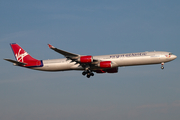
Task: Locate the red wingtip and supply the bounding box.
[48,44,54,49]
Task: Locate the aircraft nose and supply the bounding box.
[172,55,177,60]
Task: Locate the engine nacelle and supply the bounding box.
[95,69,106,73]
[98,61,112,68]
[78,56,93,63]
[106,67,118,73]
[95,67,118,73]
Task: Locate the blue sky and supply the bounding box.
[0,0,180,120]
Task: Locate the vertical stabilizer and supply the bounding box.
[10,43,42,67]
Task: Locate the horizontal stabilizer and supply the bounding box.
[4,59,27,66]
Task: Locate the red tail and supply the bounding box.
[10,43,42,67]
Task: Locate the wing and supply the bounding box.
[48,44,79,58]
[48,44,99,68]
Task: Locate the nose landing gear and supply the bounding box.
[161,62,164,69]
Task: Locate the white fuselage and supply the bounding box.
[32,51,177,71]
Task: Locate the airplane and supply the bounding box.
[4,43,177,78]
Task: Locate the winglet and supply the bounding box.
[48,44,55,49]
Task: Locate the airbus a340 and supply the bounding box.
[4,43,177,78]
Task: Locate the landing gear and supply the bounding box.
[91,73,94,76]
[82,70,94,78]
[82,71,86,76]
[87,74,91,78]
[161,62,164,70]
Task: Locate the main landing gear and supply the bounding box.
[82,70,94,78]
[161,62,164,69]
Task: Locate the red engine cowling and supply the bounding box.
[79,56,93,63]
[99,61,112,68]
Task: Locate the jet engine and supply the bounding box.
[98,61,112,68]
[95,67,118,73]
[78,56,93,63]
[106,67,118,73]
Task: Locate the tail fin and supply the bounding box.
[10,43,42,67]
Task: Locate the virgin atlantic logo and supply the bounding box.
[15,49,28,62]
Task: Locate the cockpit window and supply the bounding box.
[169,53,173,55]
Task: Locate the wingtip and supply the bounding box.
[48,44,55,49]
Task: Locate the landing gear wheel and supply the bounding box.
[90,73,94,76]
[87,75,90,78]
[82,71,86,76]
[161,66,164,69]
